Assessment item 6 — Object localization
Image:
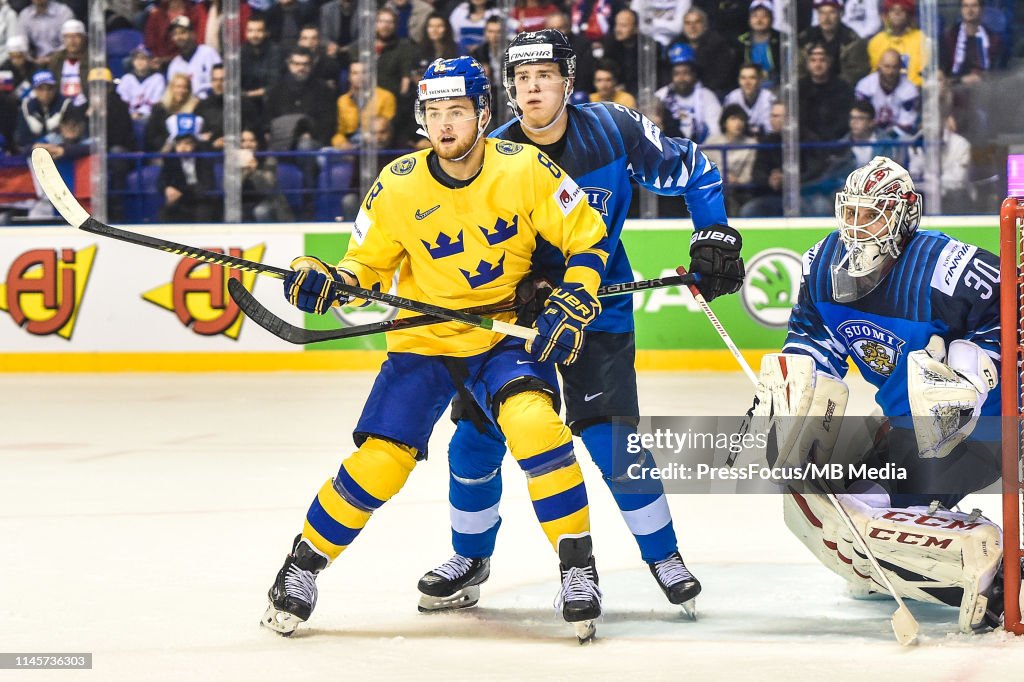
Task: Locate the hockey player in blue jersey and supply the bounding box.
[750,156,1005,633]
[416,29,744,616]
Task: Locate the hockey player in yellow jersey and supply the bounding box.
[261,56,610,642]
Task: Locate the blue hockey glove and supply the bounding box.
[526,282,600,365]
[283,256,352,314]
[689,224,745,302]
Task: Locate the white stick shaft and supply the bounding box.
[491,319,538,341]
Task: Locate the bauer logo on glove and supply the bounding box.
[525,282,600,365]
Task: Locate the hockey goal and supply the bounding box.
[1001,196,1024,635]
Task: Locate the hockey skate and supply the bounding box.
[649,551,701,620]
[417,555,490,612]
[261,535,329,636]
[555,536,602,644]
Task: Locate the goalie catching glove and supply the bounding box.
[689,224,745,302]
[907,336,997,459]
[283,256,353,315]
[526,282,600,365]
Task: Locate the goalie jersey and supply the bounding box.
[782,230,1001,417]
[339,138,608,357]
[491,101,729,334]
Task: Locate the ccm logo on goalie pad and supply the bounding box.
[554,176,584,216]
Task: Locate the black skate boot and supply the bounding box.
[417,555,490,612]
[261,535,329,636]
[649,551,701,619]
[555,535,602,644]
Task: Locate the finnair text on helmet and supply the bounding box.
[508,45,554,62]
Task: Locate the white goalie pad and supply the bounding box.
[907,336,998,459]
[783,491,1002,633]
[749,354,849,469]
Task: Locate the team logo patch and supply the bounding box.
[391,157,416,175]
[583,187,612,215]
[740,249,802,328]
[838,320,906,377]
[495,140,522,155]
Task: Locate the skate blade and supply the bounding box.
[573,619,596,644]
[417,585,481,613]
[261,604,304,636]
[681,599,697,621]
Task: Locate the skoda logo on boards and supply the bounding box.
[740,248,802,329]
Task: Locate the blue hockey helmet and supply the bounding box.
[416,56,491,125]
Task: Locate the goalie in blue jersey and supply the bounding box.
[416,29,744,617]
[749,156,1006,633]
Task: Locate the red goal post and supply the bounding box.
[1000,196,1024,635]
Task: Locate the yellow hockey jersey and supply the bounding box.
[337,139,609,357]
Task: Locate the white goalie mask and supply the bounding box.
[831,156,922,302]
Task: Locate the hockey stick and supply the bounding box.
[229,273,698,345]
[227,278,519,344]
[31,148,538,342]
[681,265,920,647]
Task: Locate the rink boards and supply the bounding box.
[0,217,999,372]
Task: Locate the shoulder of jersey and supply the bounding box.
[802,233,838,276]
[382,149,432,180]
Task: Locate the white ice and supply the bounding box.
[1,372,1022,682]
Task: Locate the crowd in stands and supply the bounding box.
[0,0,1021,221]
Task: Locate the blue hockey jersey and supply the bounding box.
[783,230,1001,417]
[490,101,729,333]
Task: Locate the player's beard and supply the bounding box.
[432,129,479,161]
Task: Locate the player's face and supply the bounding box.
[513,63,566,124]
[424,98,485,159]
[840,200,893,239]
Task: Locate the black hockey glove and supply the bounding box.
[514,275,554,326]
[688,225,745,302]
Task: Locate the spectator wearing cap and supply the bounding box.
[143,71,199,152]
[855,47,920,137]
[158,114,219,223]
[940,0,1005,86]
[167,15,222,100]
[799,41,854,143]
[672,7,738,100]
[46,18,91,106]
[737,0,782,87]
[655,42,722,143]
[723,61,776,136]
[14,69,71,152]
[590,60,637,108]
[602,8,639,96]
[144,0,203,67]
[16,0,73,64]
[867,0,925,86]
[1,34,37,152]
[799,0,869,86]
[117,44,166,120]
[0,0,19,65]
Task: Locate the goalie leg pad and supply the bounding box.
[784,492,1002,633]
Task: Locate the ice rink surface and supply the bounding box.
[2,371,1023,682]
